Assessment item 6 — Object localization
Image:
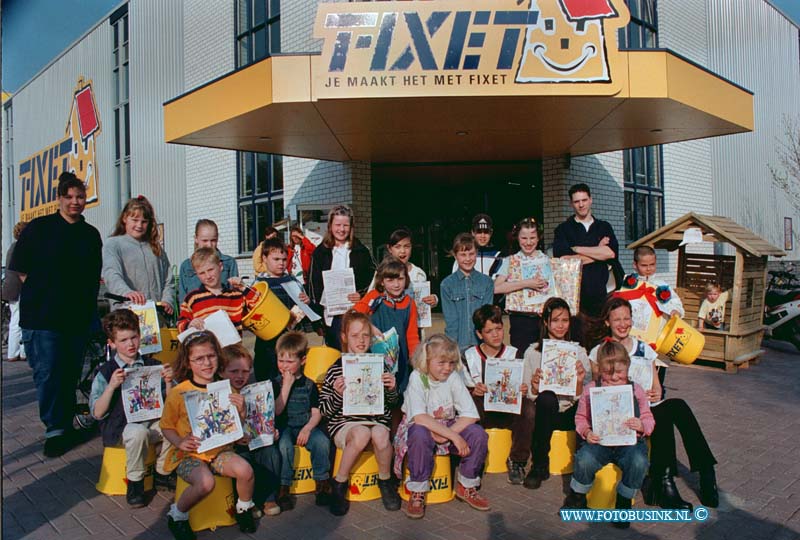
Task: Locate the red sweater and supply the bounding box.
[178,285,259,332]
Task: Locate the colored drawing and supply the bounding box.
[342,354,385,416]
[242,381,275,450]
[539,339,581,396]
[121,365,164,423]
[484,360,524,414]
[129,301,162,355]
[589,385,636,446]
[184,380,244,453]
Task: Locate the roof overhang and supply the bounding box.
[164,51,753,163]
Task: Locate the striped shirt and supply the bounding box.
[177,284,258,332]
[319,358,401,438]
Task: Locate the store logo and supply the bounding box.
[314,0,629,93]
[18,77,101,221]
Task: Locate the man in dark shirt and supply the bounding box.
[9,172,103,457]
[552,183,619,318]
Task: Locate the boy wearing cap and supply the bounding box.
[453,214,503,279]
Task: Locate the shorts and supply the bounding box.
[333,421,387,449]
[175,451,237,482]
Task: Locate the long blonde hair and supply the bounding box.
[411,334,462,375]
[112,196,162,257]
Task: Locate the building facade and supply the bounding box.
[3,0,799,301]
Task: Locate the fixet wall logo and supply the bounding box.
[18,77,102,221]
[314,0,629,97]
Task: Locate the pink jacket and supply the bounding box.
[575,381,655,440]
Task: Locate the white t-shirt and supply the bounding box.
[461,344,518,388]
[698,290,729,329]
[331,244,351,270]
[403,370,479,422]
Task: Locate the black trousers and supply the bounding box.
[254,336,278,382]
[649,398,717,475]
[508,312,541,355]
[530,391,578,470]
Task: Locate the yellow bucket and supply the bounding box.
[400,454,454,504]
[175,475,236,531]
[96,446,156,495]
[153,327,179,365]
[241,281,291,341]
[333,449,381,502]
[548,430,576,475]
[655,315,705,364]
[484,428,512,473]
[587,464,632,509]
[304,346,341,388]
[289,445,316,495]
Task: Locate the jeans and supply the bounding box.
[570,439,649,499]
[406,423,488,493]
[22,329,88,438]
[277,426,330,485]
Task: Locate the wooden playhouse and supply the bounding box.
[628,213,785,372]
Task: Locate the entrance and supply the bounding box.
[371,162,542,302]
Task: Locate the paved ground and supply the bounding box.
[3,325,800,540]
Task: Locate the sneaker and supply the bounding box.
[154,472,177,492]
[74,413,96,431]
[507,459,526,485]
[235,507,257,534]
[167,516,196,540]
[455,482,491,511]
[377,478,401,511]
[43,434,70,458]
[276,485,295,512]
[404,491,426,519]
[561,489,588,509]
[315,479,332,506]
[523,467,550,490]
[329,478,350,516]
[262,501,281,516]
[126,479,147,508]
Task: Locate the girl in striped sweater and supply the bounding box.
[319,310,402,516]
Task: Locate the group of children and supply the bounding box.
[89,213,723,537]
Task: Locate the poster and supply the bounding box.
[539,340,581,396]
[411,281,432,328]
[184,380,244,453]
[121,365,164,423]
[551,257,583,315]
[342,354,385,416]
[483,359,524,414]
[370,328,399,375]
[505,254,555,313]
[589,385,636,446]
[628,357,653,393]
[129,301,162,355]
[322,268,356,316]
[242,381,276,450]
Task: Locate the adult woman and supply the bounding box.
[178,219,239,304]
[102,196,174,314]
[308,205,375,348]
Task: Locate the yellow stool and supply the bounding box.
[332,449,381,502]
[96,446,156,495]
[548,430,577,475]
[484,428,512,473]
[153,327,179,365]
[304,346,341,389]
[290,446,316,495]
[399,454,454,504]
[586,464,634,509]
[175,475,236,531]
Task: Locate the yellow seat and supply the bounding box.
[399,454,454,504]
[289,445,316,495]
[484,428,512,473]
[153,327,179,365]
[96,446,156,495]
[586,464,634,509]
[332,448,381,502]
[175,475,236,531]
[548,430,576,475]
[304,346,341,388]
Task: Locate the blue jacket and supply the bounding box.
[440,269,494,350]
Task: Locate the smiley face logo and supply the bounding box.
[516,0,629,83]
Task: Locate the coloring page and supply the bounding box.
[628,356,653,393]
[129,301,162,355]
[184,379,244,453]
[411,281,432,328]
[590,385,636,446]
[342,354,385,416]
[539,340,581,396]
[484,359,524,414]
[121,365,164,423]
[242,381,276,450]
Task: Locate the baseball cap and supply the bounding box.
[472,214,493,232]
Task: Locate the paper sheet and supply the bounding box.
[281,280,321,322]
[121,365,164,423]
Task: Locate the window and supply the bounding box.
[238,152,284,253]
[617,0,657,49]
[624,146,664,241]
[111,8,131,207]
[235,0,280,68]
